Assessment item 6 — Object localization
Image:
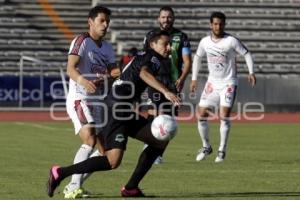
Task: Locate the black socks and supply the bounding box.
[60,156,111,180]
[125,146,164,189]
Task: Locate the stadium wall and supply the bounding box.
[0,74,299,112]
[183,74,300,112]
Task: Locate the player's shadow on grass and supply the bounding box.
[75,192,300,199]
[155,192,300,198]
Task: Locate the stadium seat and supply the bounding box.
[0,0,300,75]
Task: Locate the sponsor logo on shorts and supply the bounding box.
[115,133,125,143]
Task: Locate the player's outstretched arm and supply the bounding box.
[139,67,181,106]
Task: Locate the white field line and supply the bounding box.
[14,122,72,131]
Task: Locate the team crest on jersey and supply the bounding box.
[215,63,225,72]
[151,56,161,70]
[172,36,180,42]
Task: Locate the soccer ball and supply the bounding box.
[151,114,177,141]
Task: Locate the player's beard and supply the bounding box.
[160,22,173,31]
[212,30,224,38]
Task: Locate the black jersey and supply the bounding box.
[111,49,168,103]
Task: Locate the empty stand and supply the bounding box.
[0,0,300,75]
[99,0,300,74]
[0,0,91,75]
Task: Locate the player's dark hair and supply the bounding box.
[88,5,111,19]
[159,6,174,16]
[149,30,170,44]
[210,11,226,23]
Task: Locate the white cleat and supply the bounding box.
[215,151,226,163]
[196,146,213,161]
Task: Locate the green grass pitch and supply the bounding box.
[0,122,300,200]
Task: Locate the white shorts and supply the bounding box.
[199,81,237,108]
[66,98,107,135]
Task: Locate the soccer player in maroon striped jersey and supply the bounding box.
[63,6,120,198]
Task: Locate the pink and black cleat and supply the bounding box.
[46,165,62,197]
[121,186,145,197]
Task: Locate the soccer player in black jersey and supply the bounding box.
[143,6,192,164]
[46,30,181,198]
[144,6,191,92]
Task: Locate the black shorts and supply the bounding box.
[100,109,150,151]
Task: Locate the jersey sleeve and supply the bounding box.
[68,34,87,57]
[143,35,150,51]
[143,31,153,51]
[181,33,191,55]
[195,39,206,57]
[191,39,206,81]
[232,37,249,56]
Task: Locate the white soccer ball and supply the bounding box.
[151,114,177,141]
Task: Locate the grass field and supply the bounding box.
[0,122,300,200]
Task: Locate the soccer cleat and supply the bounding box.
[63,184,71,196]
[46,165,62,197]
[64,188,91,199]
[196,146,213,161]
[63,183,91,199]
[215,151,226,163]
[154,156,163,164]
[121,186,145,197]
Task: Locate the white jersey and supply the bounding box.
[195,33,248,85]
[67,33,115,100]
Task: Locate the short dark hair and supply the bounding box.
[210,11,226,23]
[149,30,170,43]
[88,5,111,19]
[159,6,174,16]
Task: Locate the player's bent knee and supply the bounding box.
[110,163,120,169]
[81,135,96,147]
[106,149,123,169]
[107,158,122,169]
[79,129,96,146]
[197,109,210,120]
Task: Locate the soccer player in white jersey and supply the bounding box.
[190,12,256,163]
[64,6,120,198]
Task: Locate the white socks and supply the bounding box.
[198,119,231,152]
[69,144,93,190]
[197,120,210,148]
[219,119,231,152]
